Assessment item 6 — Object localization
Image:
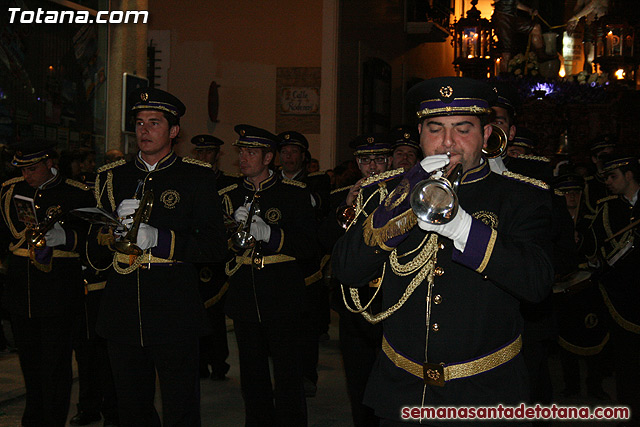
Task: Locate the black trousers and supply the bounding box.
[107,338,201,427]
[611,323,640,426]
[233,315,307,426]
[339,312,381,427]
[199,304,230,377]
[10,313,74,427]
[73,309,118,421]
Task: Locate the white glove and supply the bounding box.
[136,223,158,250]
[44,222,66,247]
[420,154,450,175]
[488,157,508,174]
[249,216,271,243]
[418,207,473,252]
[117,199,141,229]
[233,206,250,224]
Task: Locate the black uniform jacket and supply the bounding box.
[0,173,95,317]
[332,161,553,420]
[92,152,227,346]
[583,193,640,333]
[222,173,318,322]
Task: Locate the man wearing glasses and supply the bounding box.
[324,133,399,427]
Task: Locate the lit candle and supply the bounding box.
[606,31,613,56]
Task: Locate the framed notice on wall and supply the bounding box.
[122,73,149,133]
[276,68,321,134]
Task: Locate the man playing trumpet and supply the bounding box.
[332,77,553,425]
[221,124,318,426]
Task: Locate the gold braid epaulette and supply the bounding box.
[218,183,238,196]
[1,176,24,187]
[363,208,417,248]
[64,178,90,191]
[330,185,351,195]
[361,168,405,189]
[182,157,213,169]
[282,178,307,189]
[502,171,549,190]
[597,195,618,205]
[97,159,126,173]
[518,154,551,163]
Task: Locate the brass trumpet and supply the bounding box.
[336,170,376,229]
[410,162,463,225]
[114,190,154,256]
[25,205,64,248]
[231,194,260,249]
[482,124,508,159]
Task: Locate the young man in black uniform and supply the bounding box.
[222,124,317,426]
[90,88,227,426]
[332,77,554,425]
[0,142,95,426]
[190,133,238,381]
[583,156,640,425]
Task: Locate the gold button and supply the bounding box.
[483,275,489,281]
[35,205,39,209]
[148,177,153,181]
[434,266,444,276]
[374,249,381,254]
[433,294,442,304]
[439,243,445,250]
[431,323,439,332]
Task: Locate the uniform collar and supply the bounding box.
[461,159,490,184]
[39,169,62,190]
[135,151,178,172]
[243,170,278,191]
[281,168,305,181]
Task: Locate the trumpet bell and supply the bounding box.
[483,124,508,159]
[231,230,256,249]
[410,164,462,225]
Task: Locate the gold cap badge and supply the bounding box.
[439,86,453,98]
[140,92,149,101]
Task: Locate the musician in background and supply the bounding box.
[91,88,227,425]
[222,124,317,426]
[322,133,393,427]
[277,130,331,397]
[583,155,640,424]
[389,126,421,172]
[552,173,610,401]
[190,134,237,381]
[0,141,94,426]
[583,135,616,216]
[191,134,240,189]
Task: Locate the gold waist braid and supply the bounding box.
[382,334,522,383]
[11,247,79,258]
[234,254,296,265]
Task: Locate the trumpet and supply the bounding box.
[114,190,154,256]
[231,194,260,249]
[410,161,463,225]
[483,124,508,159]
[25,205,64,248]
[336,170,376,229]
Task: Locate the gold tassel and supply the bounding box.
[363,208,417,247]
